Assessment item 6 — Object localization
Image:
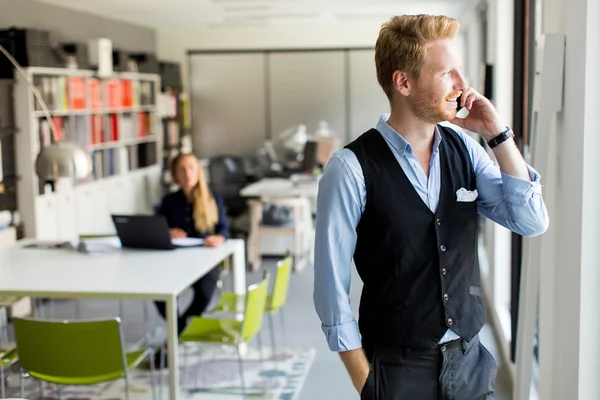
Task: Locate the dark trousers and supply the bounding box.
[361,335,497,400]
[154,266,220,336]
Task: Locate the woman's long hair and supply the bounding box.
[170,153,219,233]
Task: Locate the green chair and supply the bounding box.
[13,317,157,400]
[1,348,18,398]
[179,274,270,398]
[212,255,293,358]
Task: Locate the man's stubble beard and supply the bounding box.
[409,86,456,124]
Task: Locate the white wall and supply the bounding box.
[460,5,485,90]
[0,0,156,52]
[481,0,515,369]
[157,22,382,90]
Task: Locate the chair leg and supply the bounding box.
[183,344,191,389]
[36,299,45,319]
[143,302,151,345]
[268,313,278,370]
[74,299,81,319]
[195,345,204,389]
[149,350,157,400]
[0,307,8,348]
[1,365,5,399]
[19,368,24,398]
[159,345,166,400]
[124,373,130,400]
[236,345,247,399]
[257,330,265,372]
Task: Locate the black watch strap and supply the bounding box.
[487,127,514,149]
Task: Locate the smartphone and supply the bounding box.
[455,94,469,119]
[456,95,463,112]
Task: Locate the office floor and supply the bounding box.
[7,256,512,400]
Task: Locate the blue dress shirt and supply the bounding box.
[158,189,230,239]
[313,114,549,352]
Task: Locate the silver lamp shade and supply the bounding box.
[35,141,93,181]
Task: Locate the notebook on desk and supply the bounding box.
[111,215,205,250]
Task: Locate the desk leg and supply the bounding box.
[247,199,262,271]
[165,296,180,399]
[232,239,247,296]
[231,240,248,355]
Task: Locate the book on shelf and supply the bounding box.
[0,138,3,194]
[33,74,156,112]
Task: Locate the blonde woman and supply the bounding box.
[153,153,229,366]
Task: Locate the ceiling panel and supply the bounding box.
[34,0,474,28]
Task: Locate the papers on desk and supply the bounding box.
[77,236,205,253]
[171,237,205,247]
[77,236,121,254]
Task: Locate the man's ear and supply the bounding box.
[392,70,411,97]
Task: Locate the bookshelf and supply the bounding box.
[14,67,163,240]
[159,87,192,193]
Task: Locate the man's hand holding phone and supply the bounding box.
[450,88,505,141]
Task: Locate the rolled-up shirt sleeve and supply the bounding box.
[457,130,549,237]
[313,151,364,352]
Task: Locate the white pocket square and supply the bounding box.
[456,188,478,202]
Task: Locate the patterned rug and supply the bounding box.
[2,345,315,399]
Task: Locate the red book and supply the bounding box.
[91,115,103,144]
[121,80,133,108]
[137,113,146,137]
[110,114,119,141]
[69,77,86,109]
[89,79,102,109]
[107,80,121,109]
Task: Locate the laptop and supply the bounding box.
[111,215,205,250]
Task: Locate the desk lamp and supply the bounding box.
[0,44,92,183]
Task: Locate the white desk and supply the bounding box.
[0,238,246,400]
[240,176,319,199]
[240,176,318,271]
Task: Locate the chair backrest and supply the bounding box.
[208,155,249,218]
[13,318,127,381]
[270,255,293,312]
[241,272,270,341]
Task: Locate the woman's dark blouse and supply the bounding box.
[158,189,230,239]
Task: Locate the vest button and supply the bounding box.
[447,317,454,326]
[436,218,441,225]
[443,293,449,301]
[441,268,447,275]
[440,245,447,252]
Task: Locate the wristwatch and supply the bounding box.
[487,127,514,149]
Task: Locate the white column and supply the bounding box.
[535,0,600,398]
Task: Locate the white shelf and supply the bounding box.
[25,67,95,77]
[89,136,157,150]
[25,67,160,81]
[33,105,157,117]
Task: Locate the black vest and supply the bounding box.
[345,126,486,357]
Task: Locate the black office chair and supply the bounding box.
[208,155,250,238]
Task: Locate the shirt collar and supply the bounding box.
[375,113,443,156]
